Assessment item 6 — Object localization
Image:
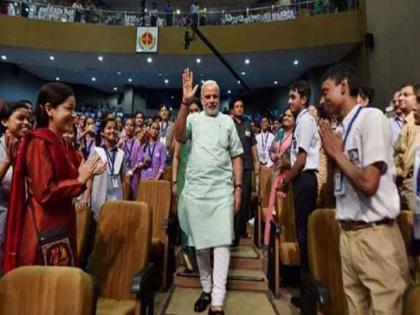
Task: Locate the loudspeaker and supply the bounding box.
[365,33,374,50]
[117,93,124,105]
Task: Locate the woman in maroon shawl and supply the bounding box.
[2,83,105,273]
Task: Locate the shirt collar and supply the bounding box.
[342,104,361,127]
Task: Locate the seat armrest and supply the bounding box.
[163,216,176,231]
[271,220,282,235]
[301,272,330,305]
[131,263,155,299]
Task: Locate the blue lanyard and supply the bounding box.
[343,106,363,146]
[147,142,157,158]
[261,132,270,151]
[103,146,117,175]
[124,139,135,166]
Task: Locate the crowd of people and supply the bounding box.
[0,63,419,314]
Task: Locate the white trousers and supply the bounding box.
[195,246,230,307]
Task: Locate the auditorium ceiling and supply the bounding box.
[0,43,358,94]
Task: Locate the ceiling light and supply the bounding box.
[91,77,96,82]
[117,71,122,75]
[245,58,250,65]
[55,77,60,81]
[274,80,278,85]
[171,96,175,99]
[293,59,299,66]
[241,72,246,75]
[1,55,7,61]
[98,56,104,62]
[113,87,118,91]
[49,55,55,61]
[201,80,205,84]
[196,58,201,64]
[176,9,181,14]
[228,90,231,94]
[237,80,241,85]
[128,78,133,83]
[158,73,162,77]
[164,79,169,84]
[147,57,153,63]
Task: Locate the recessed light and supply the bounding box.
[293,59,299,66]
[237,80,241,84]
[176,9,181,14]
[55,77,60,81]
[196,58,201,64]
[128,78,133,83]
[245,58,250,65]
[171,96,175,99]
[158,73,163,77]
[49,55,55,61]
[164,79,169,84]
[169,107,173,111]
[201,80,205,84]
[113,87,118,91]
[228,90,231,94]
[241,72,246,76]
[274,80,278,85]
[91,77,96,82]
[147,57,153,63]
[1,55,7,60]
[98,56,104,62]
[117,71,122,75]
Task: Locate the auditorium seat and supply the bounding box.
[162,167,172,182]
[122,179,132,200]
[404,284,420,315]
[136,180,175,290]
[267,187,300,297]
[0,266,97,315]
[256,167,272,247]
[88,201,154,315]
[75,203,92,266]
[301,208,348,315]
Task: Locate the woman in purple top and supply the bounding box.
[120,117,142,199]
[138,122,166,180]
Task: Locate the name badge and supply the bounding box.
[111,175,119,189]
[245,131,251,137]
[334,170,345,196]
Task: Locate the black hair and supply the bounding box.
[229,98,244,111]
[358,86,375,104]
[35,83,74,128]
[0,101,30,136]
[159,104,168,111]
[134,111,144,118]
[19,99,33,109]
[321,63,359,97]
[289,80,311,107]
[190,97,202,110]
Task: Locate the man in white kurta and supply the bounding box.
[175,69,243,315]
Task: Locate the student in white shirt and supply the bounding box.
[278,80,319,279]
[90,116,127,221]
[255,116,275,167]
[319,63,409,315]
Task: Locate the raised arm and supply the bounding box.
[174,68,198,143]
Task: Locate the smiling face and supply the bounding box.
[135,112,144,127]
[124,118,135,138]
[231,100,244,119]
[3,107,31,139]
[149,122,160,140]
[201,83,220,116]
[399,85,416,115]
[46,95,76,135]
[320,78,347,116]
[282,109,295,130]
[101,120,117,146]
[288,89,307,115]
[159,106,169,121]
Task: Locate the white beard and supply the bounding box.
[204,104,220,116]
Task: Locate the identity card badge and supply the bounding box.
[334,170,345,196]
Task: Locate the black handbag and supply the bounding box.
[31,208,75,267]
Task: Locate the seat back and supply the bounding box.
[136,180,172,243]
[89,201,152,300]
[75,203,92,263]
[0,266,95,315]
[259,167,272,208]
[276,186,297,243]
[308,209,348,315]
[162,167,172,182]
[404,284,420,315]
[397,210,413,254]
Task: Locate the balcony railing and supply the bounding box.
[0,0,358,27]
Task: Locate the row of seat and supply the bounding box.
[0,178,176,315]
[253,167,420,314]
